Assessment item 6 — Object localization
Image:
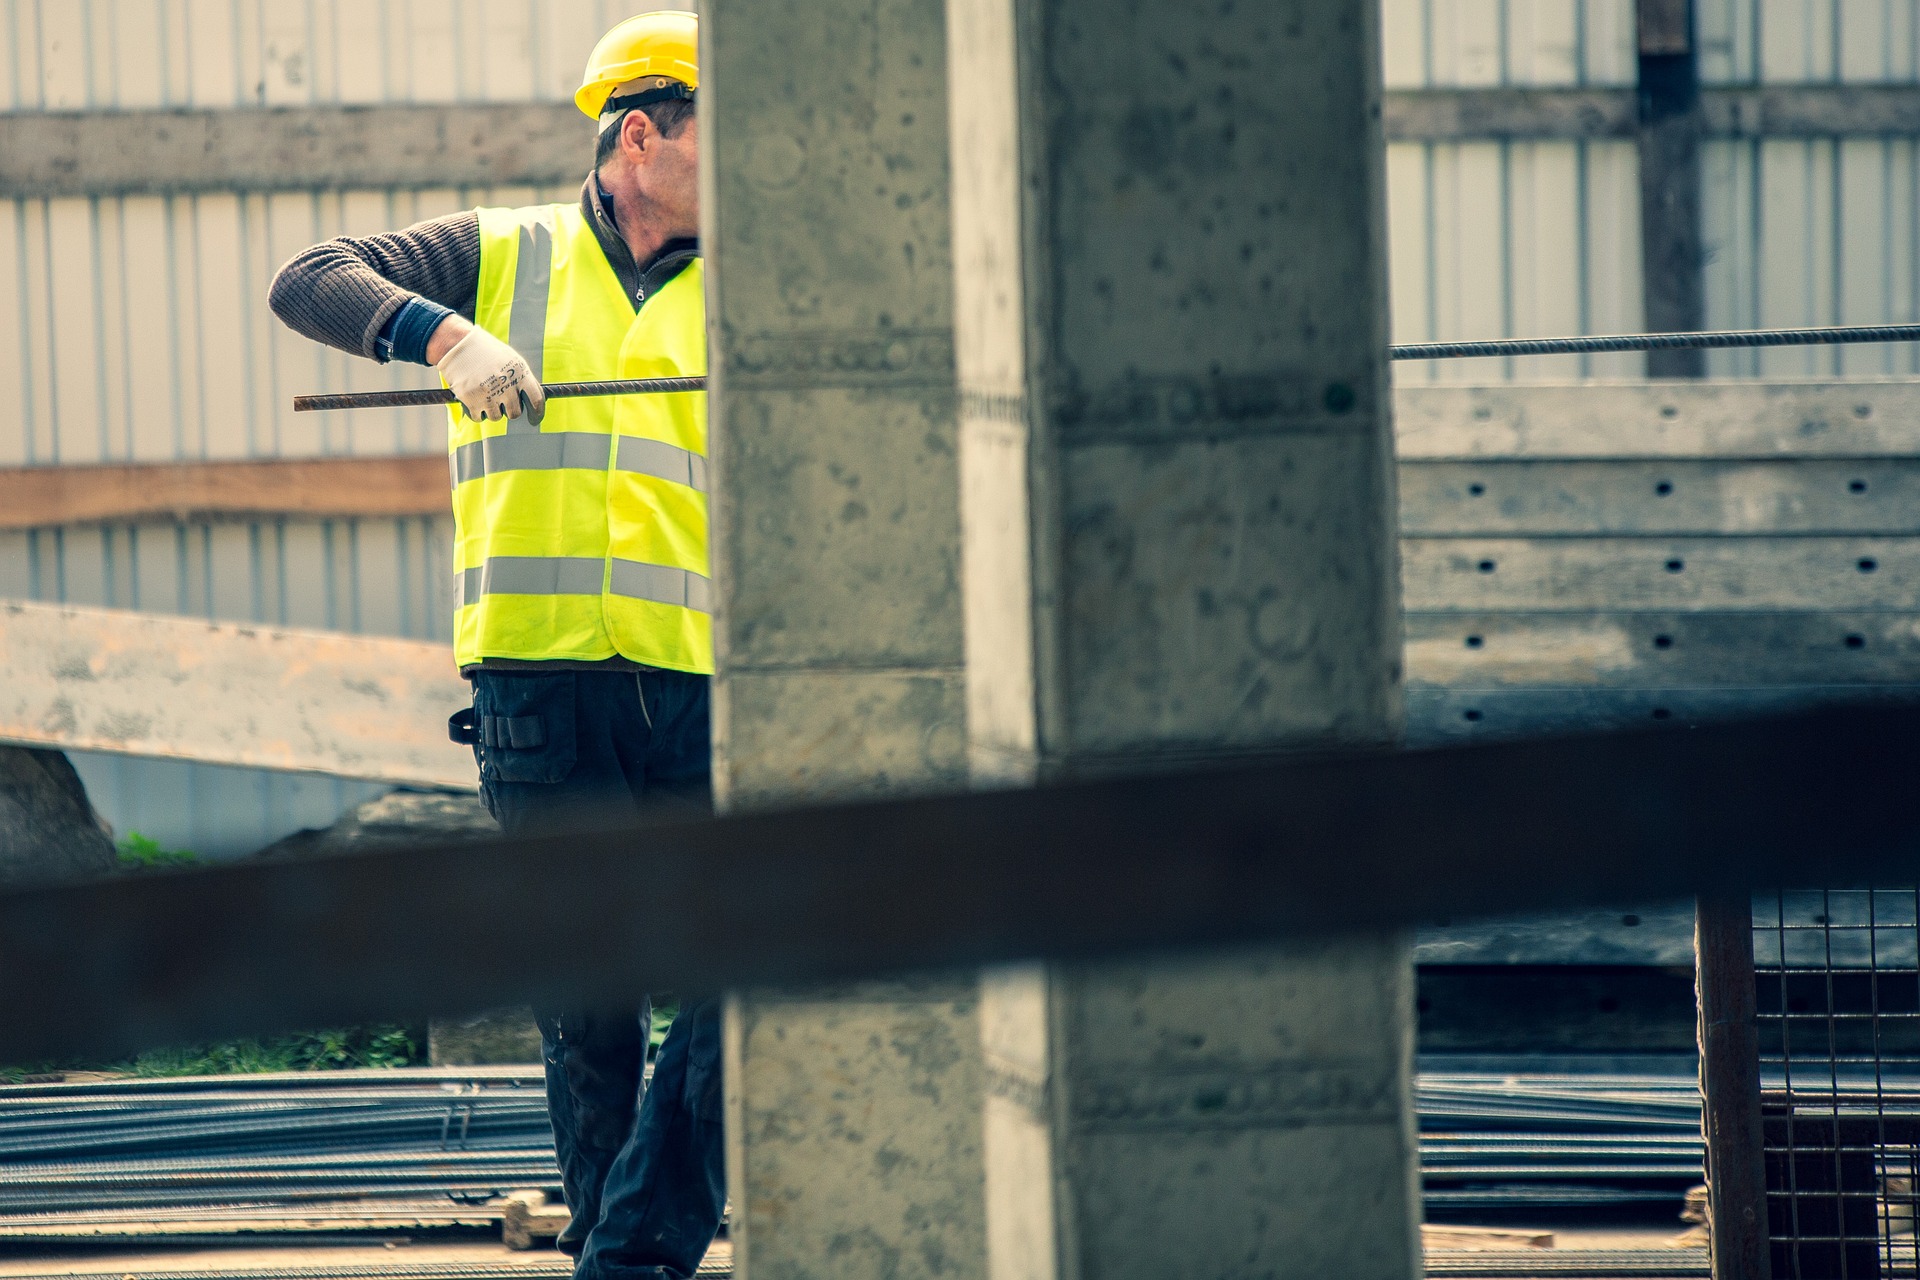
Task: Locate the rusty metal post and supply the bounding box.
[1697,892,1772,1280]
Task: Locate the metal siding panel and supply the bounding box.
[1386,143,1434,380]
[400,0,460,104]
[259,0,313,106]
[93,196,132,460]
[19,200,55,464]
[1581,0,1638,87]
[1702,140,1758,376]
[187,193,254,457]
[1583,139,1645,378]
[1428,0,1506,87]
[1699,0,1759,85]
[1760,0,1837,82]
[1506,141,1585,379]
[1503,0,1578,87]
[45,196,104,465]
[0,201,27,467]
[36,0,91,110]
[183,0,242,108]
[1430,142,1512,383]
[118,195,186,461]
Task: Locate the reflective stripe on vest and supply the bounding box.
[449,203,711,673]
[456,555,712,613]
[451,433,708,491]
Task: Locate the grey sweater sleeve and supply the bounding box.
[267,212,482,361]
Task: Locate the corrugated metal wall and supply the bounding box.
[0,0,653,857]
[1385,0,1920,381]
[4,0,1919,853]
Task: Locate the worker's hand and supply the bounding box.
[435,326,546,425]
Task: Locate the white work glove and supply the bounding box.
[436,327,546,425]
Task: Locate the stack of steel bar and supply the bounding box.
[1417,1068,1706,1212]
[0,1064,1726,1238]
[0,1068,558,1240]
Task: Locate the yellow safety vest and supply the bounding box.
[449,203,712,674]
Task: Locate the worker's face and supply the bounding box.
[624,111,700,237]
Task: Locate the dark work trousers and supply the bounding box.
[471,668,725,1280]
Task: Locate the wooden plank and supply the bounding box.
[1404,611,1920,688]
[1401,537,1920,611]
[1391,381,1920,459]
[0,455,449,529]
[1398,459,1920,535]
[0,103,586,198]
[0,599,472,788]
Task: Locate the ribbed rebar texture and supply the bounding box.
[1391,322,1920,361]
[292,376,708,413]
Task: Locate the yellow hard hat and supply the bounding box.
[576,11,699,121]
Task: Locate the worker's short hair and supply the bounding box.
[595,97,695,169]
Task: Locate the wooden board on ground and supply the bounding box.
[0,600,472,789]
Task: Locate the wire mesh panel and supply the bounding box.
[1757,889,1920,1278]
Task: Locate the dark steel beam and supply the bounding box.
[1637,0,1706,379]
[3,706,1920,1066]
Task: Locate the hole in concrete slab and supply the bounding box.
[1665,559,1685,572]
[1660,405,1678,418]
[1846,633,1867,649]
[1464,635,1484,648]
[1851,479,1869,493]
[1467,482,1485,496]
[1462,709,1483,722]
[1653,634,1674,649]
[1654,480,1673,496]
[1477,559,1496,573]
[1622,914,1642,927]
[1652,708,1673,720]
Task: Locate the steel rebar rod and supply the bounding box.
[291,377,707,413]
[1390,321,1920,361]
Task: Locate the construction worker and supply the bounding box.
[267,14,720,1280]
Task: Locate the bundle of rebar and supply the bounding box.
[1416,1068,1706,1211]
[0,1063,1742,1227]
[0,1069,557,1221]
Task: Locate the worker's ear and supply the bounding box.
[620,109,656,162]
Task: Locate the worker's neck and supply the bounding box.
[606,181,689,270]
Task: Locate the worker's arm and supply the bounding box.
[267,213,482,365]
[268,213,541,423]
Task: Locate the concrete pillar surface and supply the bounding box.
[702,0,984,1276]
[945,2,1421,1278]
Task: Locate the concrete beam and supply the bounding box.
[947,1,1419,1278]
[701,0,983,1273]
[0,104,584,197]
[0,600,471,787]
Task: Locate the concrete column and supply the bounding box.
[945,3,1421,1279]
[701,1,984,1278]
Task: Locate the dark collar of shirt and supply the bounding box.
[584,175,700,309]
